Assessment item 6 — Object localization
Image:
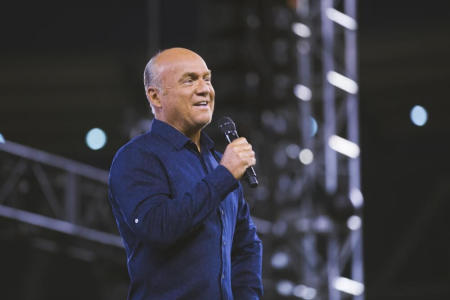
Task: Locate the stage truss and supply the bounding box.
[276,0,365,299]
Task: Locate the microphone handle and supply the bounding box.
[245,165,259,188]
[225,130,258,188]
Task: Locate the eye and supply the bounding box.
[183,78,194,85]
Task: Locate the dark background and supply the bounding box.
[1,0,449,299]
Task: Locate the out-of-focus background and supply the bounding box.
[1,0,449,299]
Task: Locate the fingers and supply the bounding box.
[231,137,247,144]
[229,138,253,154]
[220,137,256,179]
[231,138,256,166]
[237,153,255,168]
[243,156,256,168]
[229,138,252,151]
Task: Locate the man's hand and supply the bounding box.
[220,137,256,180]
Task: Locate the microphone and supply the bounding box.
[218,116,258,188]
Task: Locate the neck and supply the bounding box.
[155,116,203,151]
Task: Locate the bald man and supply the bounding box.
[108,48,263,300]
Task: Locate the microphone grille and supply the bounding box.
[218,116,236,133]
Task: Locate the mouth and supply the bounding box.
[193,101,209,107]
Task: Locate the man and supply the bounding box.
[108,48,263,300]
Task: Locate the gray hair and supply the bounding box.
[143,53,162,114]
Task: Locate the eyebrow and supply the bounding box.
[179,70,212,81]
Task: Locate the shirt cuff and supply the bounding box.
[205,165,239,200]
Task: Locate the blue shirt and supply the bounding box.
[108,119,263,300]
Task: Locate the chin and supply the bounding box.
[196,115,212,129]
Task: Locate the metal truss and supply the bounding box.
[282,0,364,299]
[0,141,122,248]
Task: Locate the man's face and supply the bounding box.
[153,51,215,136]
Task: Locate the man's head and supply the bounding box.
[143,48,215,137]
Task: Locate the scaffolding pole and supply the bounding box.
[293,0,364,299]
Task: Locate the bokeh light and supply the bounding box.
[410,105,428,126]
[85,128,107,150]
[299,149,314,165]
[277,280,294,296]
[271,251,289,269]
[310,117,318,136]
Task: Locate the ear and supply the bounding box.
[147,86,162,109]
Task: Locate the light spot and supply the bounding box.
[347,215,362,230]
[85,128,107,150]
[410,105,428,126]
[271,251,289,269]
[299,149,314,165]
[277,280,294,296]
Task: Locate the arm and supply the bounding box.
[109,145,238,247]
[231,187,263,300]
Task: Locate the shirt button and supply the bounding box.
[223,241,226,246]
[221,209,224,215]
[134,218,139,224]
[221,274,224,280]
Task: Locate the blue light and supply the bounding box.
[0,133,5,143]
[271,251,289,269]
[310,117,318,136]
[85,128,107,150]
[410,105,428,126]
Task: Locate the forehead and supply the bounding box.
[156,54,211,82]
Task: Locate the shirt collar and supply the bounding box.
[150,119,215,151]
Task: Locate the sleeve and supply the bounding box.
[231,185,263,299]
[108,145,238,247]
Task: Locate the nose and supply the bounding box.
[195,79,212,96]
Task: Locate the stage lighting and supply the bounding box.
[294,84,312,101]
[277,280,294,296]
[333,277,364,296]
[410,105,428,126]
[347,215,361,230]
[310,117,318,136]
[286,144,300,159]
[328,135,360,158]
[299,149,313,165]
[85,128,107,150]
[326,8,357,30]
[292,284,317,299]
[292,22,311,38]
[0,133,5,143]
[271,251,289,269]
[349,188,364,208]
[327,71,358,94]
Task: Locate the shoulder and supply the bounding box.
[113,132,148,160]
[110,131,164,173]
